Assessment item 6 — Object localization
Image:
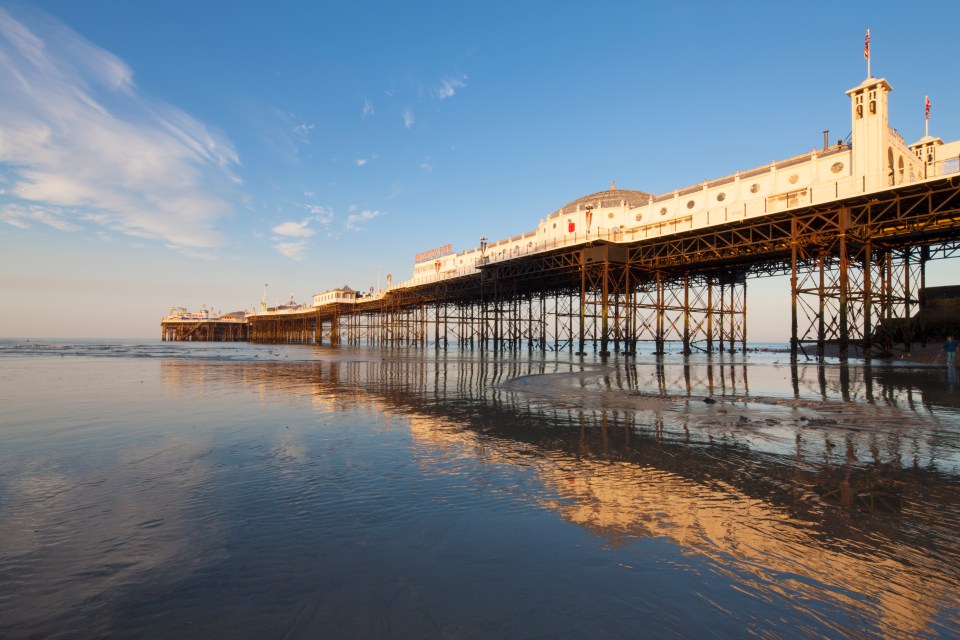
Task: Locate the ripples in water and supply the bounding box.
[0,341,959,638]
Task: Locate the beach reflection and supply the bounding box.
[157,351,960,638]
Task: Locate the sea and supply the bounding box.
[1,339,959,639]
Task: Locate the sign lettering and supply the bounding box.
[415,243,453,263]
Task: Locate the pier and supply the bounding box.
[163,75,960,361]
[160,308,248,342]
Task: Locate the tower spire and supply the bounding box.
[864,28,871,78]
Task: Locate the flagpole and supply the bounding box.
[865,28,871,78]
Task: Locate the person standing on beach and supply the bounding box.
[945,335,957,367]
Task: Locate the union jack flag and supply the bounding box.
[864,29,870,60]
[925,95,931,120]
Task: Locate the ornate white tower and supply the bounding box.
[846,77,893,185]
[846,77,924,188]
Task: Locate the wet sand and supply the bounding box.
[2,340,959,639]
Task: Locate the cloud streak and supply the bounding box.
[0,203,80,231]
[345,209,382,231]
[272,218,316,238]
[0,8,240,249]
[273,240,308,260]
[435,74,467,100]
[270,205,334,259]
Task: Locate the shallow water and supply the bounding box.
[1,340,959,638]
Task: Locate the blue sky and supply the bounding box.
[1,0,959,339]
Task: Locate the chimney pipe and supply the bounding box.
[823,130,829,151]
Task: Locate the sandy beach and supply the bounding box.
[2,339,959,639]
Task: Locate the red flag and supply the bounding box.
[864,28,870,60]
[925,95,931,120]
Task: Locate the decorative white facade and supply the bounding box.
[312,286,357,307]
[250,72,959,315]
[402,74,959,289]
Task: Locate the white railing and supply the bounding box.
[253,161,960,315]
[383,168,960,295]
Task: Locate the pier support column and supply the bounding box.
[682,274,691,355]
[600,262,610,356]
[862,242,873,355]
[655,271,665,355]
[838,208,850,360]
[578,266,586,356]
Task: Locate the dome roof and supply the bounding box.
[550,184,653,218]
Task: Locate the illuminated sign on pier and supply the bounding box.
[415,243,453,263]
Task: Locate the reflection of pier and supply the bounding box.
[157,352,960,486]
[159,352,960,637]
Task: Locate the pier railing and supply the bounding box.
[389,166,960,292]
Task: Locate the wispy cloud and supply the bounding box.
[361,99,374,118]
[302,204,333,225]
[419,157,433,172]
[0,203,81,231]
[355,153,377,167]
[273,240,308,260]
[0,8,241,250]
[272,218,316,238]
[270,205,334,259]
[345,209,383,231]
[292,122,314,143]
[258,109,315,165]
[435,74,467,100]
[403,108,415,129]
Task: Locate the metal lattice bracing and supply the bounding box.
[235,177,960,360]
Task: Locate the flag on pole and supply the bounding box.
[925,95,931,120]
[864,29,870,59]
